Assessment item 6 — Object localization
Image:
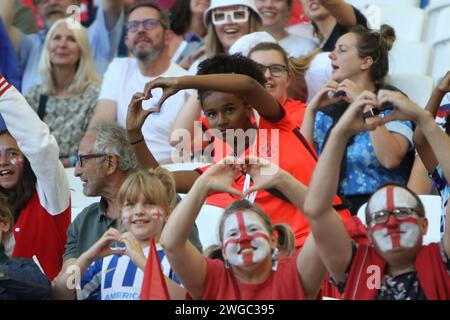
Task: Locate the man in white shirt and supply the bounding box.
[90,1,189,164]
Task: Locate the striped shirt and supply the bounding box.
[78,246,179,300]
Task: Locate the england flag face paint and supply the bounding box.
[368,186,422,253]
[222,211,272,267]
[0,146,24,190]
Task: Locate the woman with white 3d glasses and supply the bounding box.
[186,0,264,74]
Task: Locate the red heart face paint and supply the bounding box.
[223,211,271,267]
[368,186,422,252]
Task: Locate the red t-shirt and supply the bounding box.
[202,257,305,300]
[196,109,350,248]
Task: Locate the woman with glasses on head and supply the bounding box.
[25,17,100,168]
[0,74,71,281]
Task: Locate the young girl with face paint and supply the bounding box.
[303,90,450,300]
[160,157,328,299]
[0,75,70,280]
[127,54,351,250]
[52,168,185,300]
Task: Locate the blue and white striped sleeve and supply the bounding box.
[77,259,103,300]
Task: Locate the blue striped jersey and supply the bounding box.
[78,245,179,300]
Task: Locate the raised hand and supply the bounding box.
[241,157,284,196]
[144,77,183,111]
[197,157,243,196]
[377,89,429,125]
[126,92,158,137]
[83,228,125,262]
[121,232,147,270]
[308,80,344,111]
[334,90,383,137]
[437,70,450,93]
[336,79,364,103]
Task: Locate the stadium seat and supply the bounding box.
[430,6,450,82]
[356,195,442,244]
[389,39,431,75]
[424,0,450,43]
[376,5,426,41]
[346,0,420,10]
[386,73,433,107]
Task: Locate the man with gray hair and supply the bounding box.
[54,122,202,297]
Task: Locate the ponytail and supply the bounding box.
[273,223,295,257]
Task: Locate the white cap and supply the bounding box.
[203,0,263,26]
[228,31,277,56]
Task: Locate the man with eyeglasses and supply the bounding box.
[303,90,450,300]
[90,1,189,165]
[0,0,124,94]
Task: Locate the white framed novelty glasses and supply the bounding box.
[212,7,249,25]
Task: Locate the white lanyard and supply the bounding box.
[243,173,257,204]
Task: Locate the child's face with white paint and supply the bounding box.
[222,210,273,267]
[0,134,25,190]
[121,194,167,241]
[366,186,428,263]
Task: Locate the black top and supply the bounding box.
[321,6,368,52]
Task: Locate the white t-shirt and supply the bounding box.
[279,33,317,57]
[99,58,189,164]
[304,52,333,103]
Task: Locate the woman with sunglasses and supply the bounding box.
[0,75,71,280]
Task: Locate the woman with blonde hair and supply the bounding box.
[25,17,100,167]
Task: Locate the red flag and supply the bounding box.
[140,238,170,300]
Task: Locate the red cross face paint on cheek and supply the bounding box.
[222,211,271,267]
[371,217,420,252]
